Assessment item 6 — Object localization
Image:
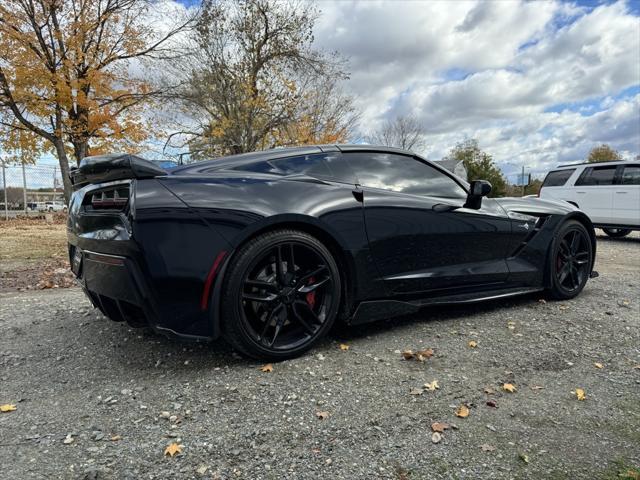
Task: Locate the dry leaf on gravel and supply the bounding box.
[260,364,273,373]
[110,435,121,441]
[402,348,433,362]
[0,404,17,413]
[574,388,586,401]
[481,444,496,452]
[424,380,439,391]
[316,411,330,420]
[431,422,450,433]
[594,362,604,369]
[164,443,182,457]
[431,432,442,444]
[63,434,74,445]
[409,387,424,396]
[486,400,498,408]
[503,383,517,393]
[416,348,434,359]
[401,350,415,360]
[339,344,349,351]
[455,405,470,418]
[468,340,478,348]
[519,452,530,463]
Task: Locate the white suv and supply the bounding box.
[539,160,640,238]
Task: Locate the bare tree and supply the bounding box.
[164,0,358,159]
[367,115,427,151]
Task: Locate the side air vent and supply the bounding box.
[84,185,130,211]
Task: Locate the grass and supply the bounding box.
[0,218,67,263]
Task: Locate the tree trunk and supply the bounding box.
[73,138,89,163]
[53,138,73,204]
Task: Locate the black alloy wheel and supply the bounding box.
[602,228,631,238]
[222,230,341,360]
[549,220,592,299]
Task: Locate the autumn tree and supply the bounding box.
[587,144,622,163]
[165,0,358,159]
[443,139,507,197]
[0,0,192,201]
[366,114,427,152]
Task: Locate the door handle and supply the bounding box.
[615,191,628,194]
[576,191,586,194]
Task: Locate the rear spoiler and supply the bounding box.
[69,154,167,189]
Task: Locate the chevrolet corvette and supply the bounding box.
[67,145,597,359]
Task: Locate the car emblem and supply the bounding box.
[519,223,530,230]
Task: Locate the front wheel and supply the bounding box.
[547,220,593,300]
[221,229,341,360]
[603,228,631,238]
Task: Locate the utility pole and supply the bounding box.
[1,158,7,221]
[22,160,27,214]
[521,164,526,197]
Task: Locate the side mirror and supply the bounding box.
[465,180,492,209]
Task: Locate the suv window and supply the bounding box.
[345,152,467,199]
[620,165,640,185]
[230,153,355,183]
[542,169,575,187]
[575,165,617,186]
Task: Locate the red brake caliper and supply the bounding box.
[305,277,316,309]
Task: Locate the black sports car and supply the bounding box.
[67,145,597,359]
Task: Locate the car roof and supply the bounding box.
[170,144,417,174]
[554,159,638,169]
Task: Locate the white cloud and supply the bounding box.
[313,0,640,175]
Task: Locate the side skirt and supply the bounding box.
[348,287,544,325]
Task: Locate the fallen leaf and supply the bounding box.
[486,400,498,408]
[431,432,442,444]
[455,405,470,418]
[63,434,74,445]
[416,348,434,359]
[424,380,439,391]
[431,422,450,433]
[164,442,182,457]
[519,452,530,464]
[401,350,415,360]
[634,365,640,370]
[575,388,586,401]
[503,383,517,393]
[481,444,496,452]
[316,411,330,420]
[110,435,121,442]
[409,387,424,395]
[0,404,17,413]
[594,362,603,369]
[260,363,273,373]
[338,344,349,351]
[468,340,478,348]
[507,321,516,330]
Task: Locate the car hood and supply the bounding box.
[493,196,578,216]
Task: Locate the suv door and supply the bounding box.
[344,152,514,295]
[573,165,618,224]
[613,164,640,226]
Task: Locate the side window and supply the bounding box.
[231,153,356,183]
[575,166,617,186]
[345,152,467,199]
[542,169,575,187]
[620,166,640,185]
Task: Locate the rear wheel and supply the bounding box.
[602,228,631,238]
[548,220,592,300]
[222,229,341,360]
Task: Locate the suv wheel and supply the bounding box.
[602,228,631,238]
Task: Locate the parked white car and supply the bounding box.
[37,201,67,212]
[539,160,640,238]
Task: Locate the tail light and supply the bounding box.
[85,185,130,210]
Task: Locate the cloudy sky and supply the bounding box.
[307,0,640,180]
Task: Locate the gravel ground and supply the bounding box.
[1,232,639,480]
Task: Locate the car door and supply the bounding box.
[573,165,617,224]
[344,152,514,295]
[613,164,640,226]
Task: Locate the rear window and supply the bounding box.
[575,166,617,186]
[620,165,640,185]
[542,169,575,187]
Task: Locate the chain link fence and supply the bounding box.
[1,162,65,219]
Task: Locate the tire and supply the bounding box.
[547,220,593,300]
[602,228,631,238]
[221,229,342,360]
